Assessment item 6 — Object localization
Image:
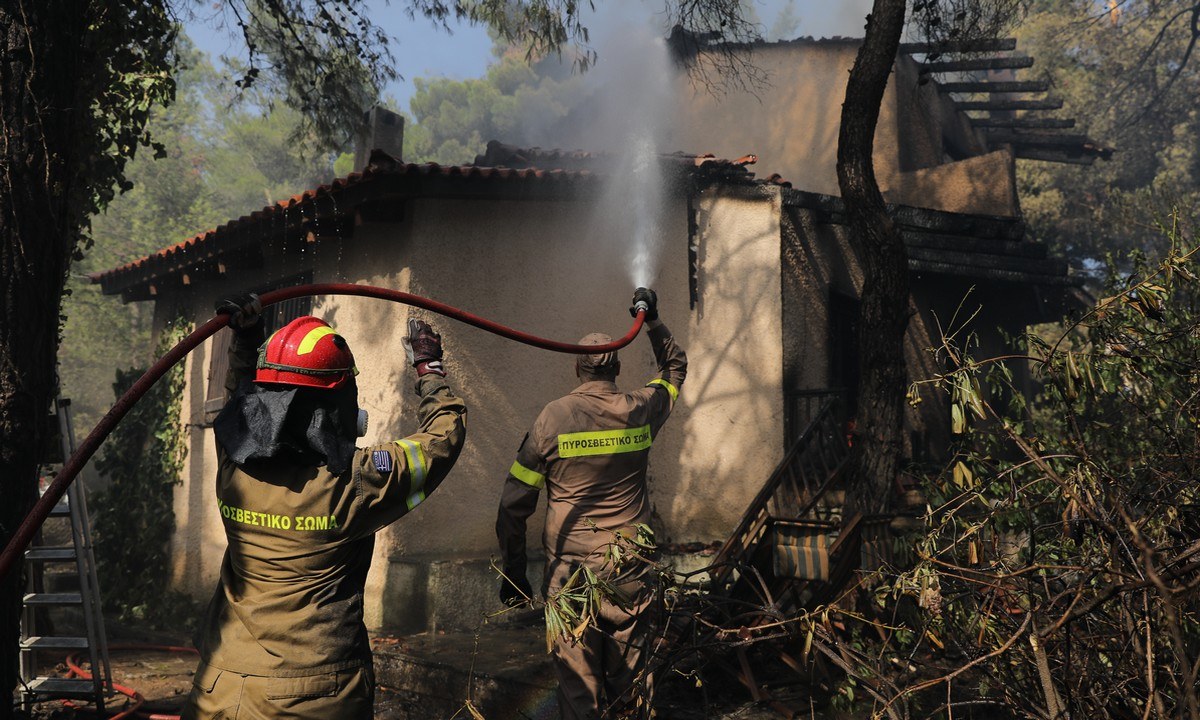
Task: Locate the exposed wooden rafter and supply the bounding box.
[971,117,1076,129]
[919,56,1034,73]
[956,98,1063,111]
[980,132,1091,146]
[939,80,1049,93]
[900,38,1017,54]
[902,37,1110,167]
[1013,147,1099,166]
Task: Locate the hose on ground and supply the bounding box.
[0,283,646,580]
[64,643,199,720]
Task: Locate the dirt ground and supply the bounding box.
[13,622,788,719]
[16,647,438,720]
[12,625,427,720]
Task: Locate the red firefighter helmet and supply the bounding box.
[256,316,357,389]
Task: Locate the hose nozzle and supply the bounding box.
[634,300,650,315]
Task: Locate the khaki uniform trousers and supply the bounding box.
[182,662,373,720]
[551,572,657,720]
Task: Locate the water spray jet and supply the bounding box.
[0,283,647,581]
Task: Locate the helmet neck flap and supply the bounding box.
[217,315,361,474]
[214,377,360,474]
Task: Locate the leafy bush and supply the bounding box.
[91,318,198,629]
[853,222,1200,717]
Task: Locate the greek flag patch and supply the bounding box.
[372,450,393,474]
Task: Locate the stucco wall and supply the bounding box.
[673,189,785,536]
[673,42,1016,217]
[884,150,1018,217]
[172,339,225,595]
[673,41,870,199]
[167,187,785,632]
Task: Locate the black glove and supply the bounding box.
[215,293,262,330]
[499,566,533,608]
[629,287,658,322]
[403,318,445,377]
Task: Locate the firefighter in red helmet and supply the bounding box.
[183,295,466,720]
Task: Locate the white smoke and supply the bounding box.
[520,5,677,287]
[506,0,876,286]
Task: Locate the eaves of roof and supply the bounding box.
[90,153,605,298]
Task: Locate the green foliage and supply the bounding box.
[400,0,804,165]
[867,216,1200,717]
[67,2,179,251]
[91,318,196,628]
[910,0,1027,47]
[58,59,339,644]
[1015,1,1200,270]
[458,0,600,72]
[60,40,338,433]
[501,521,657,653]
[208,0,766,150]
[233,0,388,149]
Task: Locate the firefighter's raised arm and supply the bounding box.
[354,320,467,535]
[631,287,687,410]
[214,293,264,396]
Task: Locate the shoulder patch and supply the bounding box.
[372,450,393,474]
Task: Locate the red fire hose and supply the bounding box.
[0,283,647,581]
[64,644,199,720]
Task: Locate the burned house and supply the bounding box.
[91,36,1093,635]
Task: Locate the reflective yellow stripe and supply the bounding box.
[647,378,679,403]
[509,461,545,489]
[557,425,652,459]
[395,439,429,510]
[296,326,336,355]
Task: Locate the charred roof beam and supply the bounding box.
[981,131,1092,146]
[919,55,1034,73]
[900,38,1017,54]
[1013,147,1104,165]
[938,80,1050,93]
[957,98,1063,111]
[979,130,1115,163]
[971,117,1076,129]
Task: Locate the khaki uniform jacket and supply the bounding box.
[496,320,686,589]
[196,326,467,676]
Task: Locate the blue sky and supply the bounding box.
[183,0,871,113]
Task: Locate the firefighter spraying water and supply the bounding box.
[497,288,685,719]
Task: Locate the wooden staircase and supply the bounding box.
[684,399,875,713]
[709,399,857,606]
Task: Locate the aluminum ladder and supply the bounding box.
[19,398,113,712]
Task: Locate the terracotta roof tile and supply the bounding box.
[90,152,615,292]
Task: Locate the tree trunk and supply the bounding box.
[0,3,84,710]
[836,0,910,515]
